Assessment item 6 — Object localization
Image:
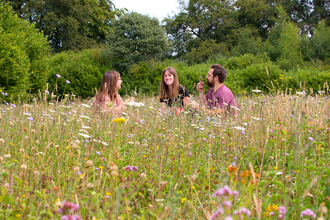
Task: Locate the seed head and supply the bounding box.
[86,160,93,166]
[35,140,40,144]
[73,166,80,172]
[111,171,118,176]
[141,173,147,178]
[192,174,198,181]
[0,139,4,143]
[110,165,118,171]
[34,171,40,176]
[21,164,27,170]
[87,183,94,188]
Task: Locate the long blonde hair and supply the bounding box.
[160,67,180,99]
[95,71,120,103]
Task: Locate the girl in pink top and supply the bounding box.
[94,71,126,113]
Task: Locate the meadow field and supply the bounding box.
[0,91,329,220]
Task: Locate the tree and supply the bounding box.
[105,12,170,72]
[231,27,264,57]
[277,21,303,70]
[234,0,276,40]
[312,20,330,62]
[6,0,122,52]
[0,3,50,101]
[163,0,237,58]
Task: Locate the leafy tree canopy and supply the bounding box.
[105,12,170,73]
[5,0,123,52]
[0,3,50,101]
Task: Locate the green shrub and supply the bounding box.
[47,49,111,99]
[224,53,270,70]
[0,3,49,101]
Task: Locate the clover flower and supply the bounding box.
[125,165,138,171]
[57,201,79,214]
[300,209,316,218]
[61,215,81,220]
[210,207,224,219]
[234,207,251,217]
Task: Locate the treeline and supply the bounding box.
[1,1,330,101]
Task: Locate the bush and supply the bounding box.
[0,3,49,101]
[47,49,111,99]
[224,53,270,70]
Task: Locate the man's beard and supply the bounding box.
[206,78,214,87]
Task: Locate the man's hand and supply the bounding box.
[196,82,204,93]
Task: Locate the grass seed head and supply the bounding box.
[86,160,93,166]
[21,164,27,170]
[0,138,4,143]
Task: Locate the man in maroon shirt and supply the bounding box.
[196,64,237,115]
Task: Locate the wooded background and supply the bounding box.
[1,0,330,101]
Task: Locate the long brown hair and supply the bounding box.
[160,67,180,99]
[95,71,120,103]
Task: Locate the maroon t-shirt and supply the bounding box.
[205,84,237,114]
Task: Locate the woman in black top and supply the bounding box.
[159,67,190,108]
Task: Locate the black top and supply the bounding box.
[160,85,190,107]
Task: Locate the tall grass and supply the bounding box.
[0,92,329,219]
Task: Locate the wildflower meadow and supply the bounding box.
[0,90,329,219]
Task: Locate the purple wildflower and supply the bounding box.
[270,212,275,216]
[232,162,236,167]
[158,112,162,116]
[61,215,81,220]
[308,137,314,141]
[188,152,192,157]
[134,91,137,96]
[210,207,224,219]
[213,185,233,197]
[11,104,16,108]
[222,201,232,208]
[139,119,143,124]
[49,116,53,120]
[224,217,233,220]
[142,139,147,143]
[242,130,246,134]
[234,207,251,217]
[1,92,4,96]
[5,102,9,106]
[290,114,293,117]
[45,90,49,94]
[125,165,138,171]
[28,117,33,121]
[57,201,79,214]
[96,151,101,156]
[4,93,7,96]
[56,74,61,78]
[233,157,237,160]
[302,90,306,95]
[300,209,316,218]
[77,171,82,175]
[66,80,70,84]
[68,112,72,115]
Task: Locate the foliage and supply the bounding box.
[5,0,123,52]
[0,3,49,102]
[105,12,170,73]
[277,21,303,70]
[312,20,330,62]
[230,27,265,57]
[0,93,329,219]
[163,0,236,58]
[47,49,110,99]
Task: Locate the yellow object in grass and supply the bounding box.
[112,118,126,123]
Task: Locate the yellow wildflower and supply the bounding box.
[273,167,278,170]
[181,198,187,202]
[112,118,126,123]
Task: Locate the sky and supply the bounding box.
[112,0,180,22]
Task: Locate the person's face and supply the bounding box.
[115,76,122,90]
[206,69,215,87]
[164,71,174,86]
